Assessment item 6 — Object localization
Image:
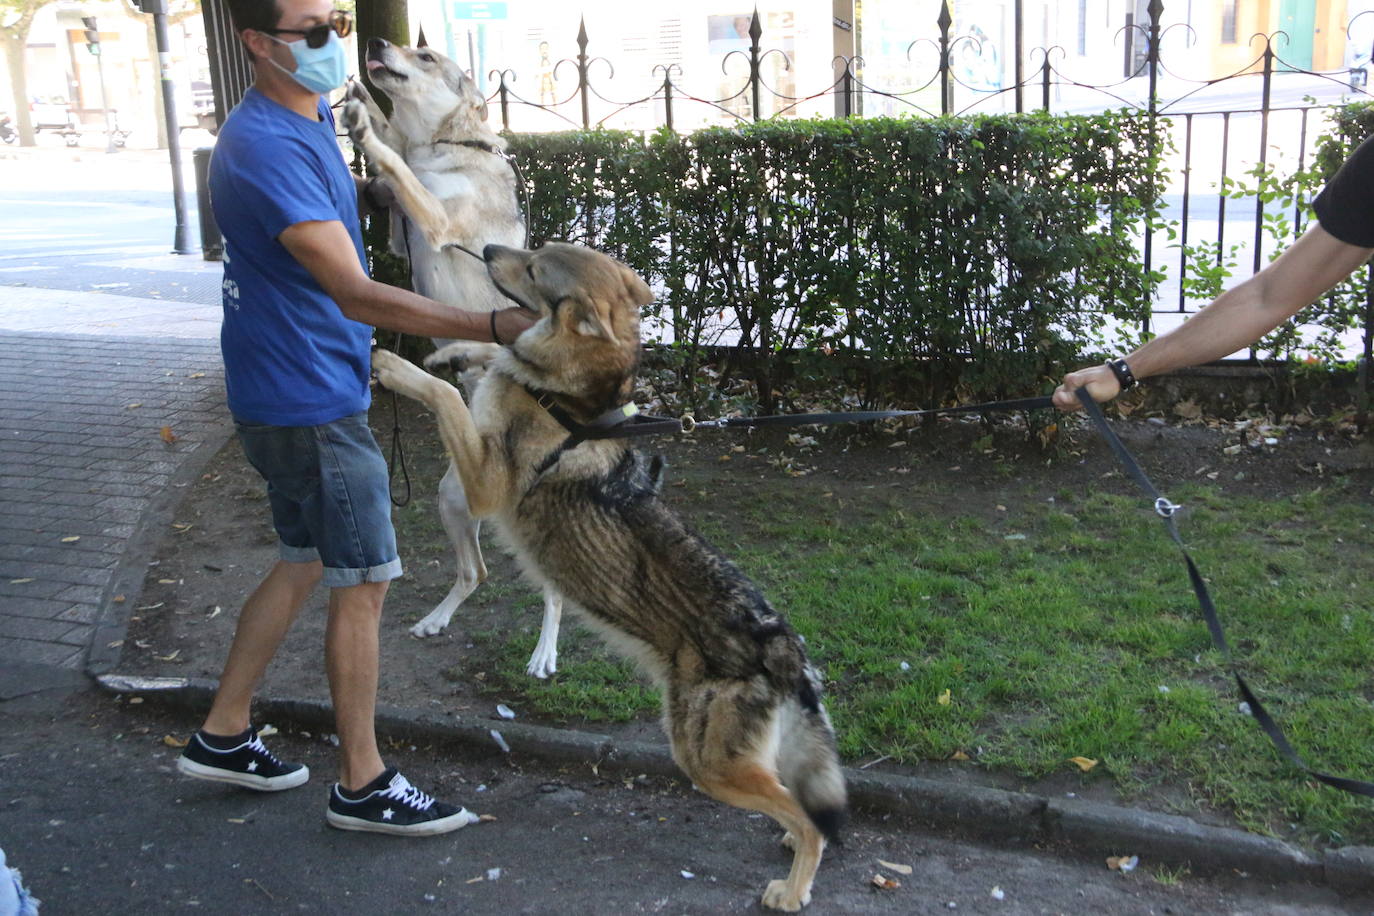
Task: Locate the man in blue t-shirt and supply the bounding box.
[176,0,534,836]
[1053,137,1374,408]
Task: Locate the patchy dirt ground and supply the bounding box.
[120,391,1374,825]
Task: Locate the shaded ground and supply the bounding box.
[10,684,1367,914]
[119,394,1374,835]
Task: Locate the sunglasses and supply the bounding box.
[264,9,353,49]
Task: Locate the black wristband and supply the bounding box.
[490,310,503,346]
[1106,358,1137,390]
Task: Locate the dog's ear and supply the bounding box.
[568,295,616,340]
[618,265,653,307]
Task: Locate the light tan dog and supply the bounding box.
[371,242,847,912]
[342,39,565,678]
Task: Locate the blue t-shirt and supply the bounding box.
[210,88,372,426]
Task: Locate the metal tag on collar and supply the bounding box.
[1154,497,1182,518]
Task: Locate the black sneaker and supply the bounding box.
[326,767,478,836]
[176,727,310,791]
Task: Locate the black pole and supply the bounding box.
[938,1,951,115]
[146,0,194,254]
[1014,0,1023,112]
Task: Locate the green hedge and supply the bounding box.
[505,113,1164,411]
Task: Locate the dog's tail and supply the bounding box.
[777,667,848,843]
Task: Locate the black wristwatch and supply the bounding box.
[1105,358,1138,390]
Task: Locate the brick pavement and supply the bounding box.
[0,276,229,692]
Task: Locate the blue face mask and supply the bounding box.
[269,31,348,94]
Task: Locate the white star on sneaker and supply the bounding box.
[247,761,258,772]
[382,808,395,820]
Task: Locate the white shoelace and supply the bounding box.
[380,774,435,811]
[246,734,283,766]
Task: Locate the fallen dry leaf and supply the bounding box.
[950,750,970,762]
[126,402,142,409]
[60,536,80,543]
[160,426,178,444]
[1069,756,1098,772]
[113,595,125,603]
[1173,400,1202,420]
[936,689,951,706]
[163,735,189,748]
[10,578,34,584]
[1107,855,1139,873]
[188,372,206,379]
[478,814,497,823]
[876,859,912,876]
[871,874,901,890]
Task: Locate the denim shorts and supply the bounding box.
[235,410,403,588]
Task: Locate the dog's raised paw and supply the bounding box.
[424,341,499,375]
[346,79,372,106]
[371,348,425,394]
[342,98,372,145]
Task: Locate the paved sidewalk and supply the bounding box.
[0,259,228,695]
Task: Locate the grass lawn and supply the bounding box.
[393,417,1374,849]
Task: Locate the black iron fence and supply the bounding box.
[482,1,1374,366]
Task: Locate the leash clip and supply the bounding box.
[1154,497,1182,518]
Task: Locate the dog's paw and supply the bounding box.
[342,97,373,147]
[525,646,558,680]
[761,879,809,912]
[424,341,499,375]
[409,617,448,638]
[371,348,426,395]
[347,79,374,107]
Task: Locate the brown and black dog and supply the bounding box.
[371,242,847,911]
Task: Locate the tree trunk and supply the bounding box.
[356,0,408,116]
[1,31,36,145]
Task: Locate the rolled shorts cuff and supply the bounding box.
[320,557,403,589]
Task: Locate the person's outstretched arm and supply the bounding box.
[1053,222,1374,410]
[279,219,536,343]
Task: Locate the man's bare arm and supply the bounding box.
[1053,222,1374,410]
[278,219,535,342]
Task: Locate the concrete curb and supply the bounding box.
[95,673,1373,893]
[84,416,235,677]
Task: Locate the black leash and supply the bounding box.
[385,331,412,508]
[522,383,1374,797]
[1074,388,1374,797]
[689,396,1057,430]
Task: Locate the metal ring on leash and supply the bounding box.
[1154,497,1182,518]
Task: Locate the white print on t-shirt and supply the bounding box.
[221,245,240,309]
